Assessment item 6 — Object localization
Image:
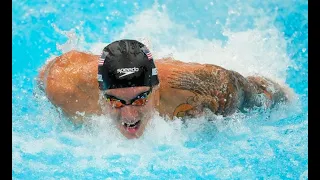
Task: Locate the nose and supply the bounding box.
[120,105,139,122]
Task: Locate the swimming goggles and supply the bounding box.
[104,88,152,108]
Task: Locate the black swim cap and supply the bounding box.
[97,39,159,90]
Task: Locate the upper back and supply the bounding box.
[38,51,233,120]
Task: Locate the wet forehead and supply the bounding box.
[105,86,150,100]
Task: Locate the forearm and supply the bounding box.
[235,73,289,111]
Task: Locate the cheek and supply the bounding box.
[101,102,119,116]
[147,96,157,109]
[139,100,155,116]
[100,101,110,112]
[105,105,113,112]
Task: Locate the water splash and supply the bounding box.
[12,0,307,179]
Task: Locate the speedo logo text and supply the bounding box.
[117,67,139,78]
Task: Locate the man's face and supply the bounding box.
[101,86,157,139]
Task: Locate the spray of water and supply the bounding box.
[12,1,307,179]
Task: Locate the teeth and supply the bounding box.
[122,122,136,125]
[121,121,140,126]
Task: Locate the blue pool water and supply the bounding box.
[12,0,308,179]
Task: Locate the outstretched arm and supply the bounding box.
[228,70,291,112]
[156,59,292,118]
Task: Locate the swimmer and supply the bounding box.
[38,39,292,139]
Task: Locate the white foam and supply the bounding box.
[13,1,307,178]
[113,2,293,81]
[31,0,304,173]
[52,2,294,83]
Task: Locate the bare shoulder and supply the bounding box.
[39,50,95,77]
[155,57,225,69]
[38,50,99,88]
[155,58,228,80]
[37,50,101,120]
[48,50,99,72]
[155,58,237,118]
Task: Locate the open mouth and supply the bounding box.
[121,120,141,133]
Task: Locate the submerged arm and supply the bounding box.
[159,60,291,118]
